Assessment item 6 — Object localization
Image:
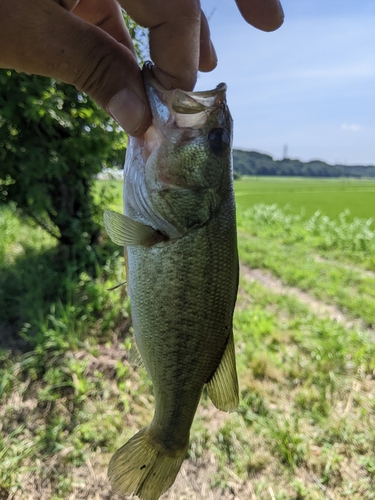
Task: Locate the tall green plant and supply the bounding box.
[0,71,125,248]
[0,14,145,250]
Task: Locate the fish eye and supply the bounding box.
[208,128,230,156]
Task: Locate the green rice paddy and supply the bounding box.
[104,176,375,224]
[234,177,375,221]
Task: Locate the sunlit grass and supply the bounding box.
[95,176,375,225]
[1,184,375,499]
[234,176,375,223]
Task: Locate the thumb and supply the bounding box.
[70,26,152,137]
[0,0,151,136]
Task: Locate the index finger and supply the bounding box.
[118,0,201,91]
[72,0,136,55]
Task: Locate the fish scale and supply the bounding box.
[104,62,239,500]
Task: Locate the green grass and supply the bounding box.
[104,176,375,225]
[234,176,375,223]
[1,179,375,499]
[93,179,123,212]
[237,204,375,326]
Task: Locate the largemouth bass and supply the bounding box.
[104,62,239,500]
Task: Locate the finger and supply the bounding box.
[0,0,151,136]
[51,0,80,10]
[72,0,136,56]
[235,0,284,32]
[199,10,217,73]
[119,0,201,91]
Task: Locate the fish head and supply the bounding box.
[140,62,233,235]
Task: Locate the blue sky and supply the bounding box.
[196,0,375,165]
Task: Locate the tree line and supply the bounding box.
[233,149,375,178]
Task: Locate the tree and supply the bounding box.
[0,71,126,248]
[0,15,145,250]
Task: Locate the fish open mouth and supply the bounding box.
[143,62,227,129]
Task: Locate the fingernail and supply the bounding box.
[107,89,145,135]
[210,41,218,66]
[276,0,285,21]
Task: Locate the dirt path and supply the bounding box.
[240,263,374,335]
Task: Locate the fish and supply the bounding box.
[104,61,239,500]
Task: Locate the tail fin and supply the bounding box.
[108,427,188,500]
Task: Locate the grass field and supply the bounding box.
[235,177,375,223]
[1,176,375,500]
[102,176,375,224]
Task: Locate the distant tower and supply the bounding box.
[283,144,288,159]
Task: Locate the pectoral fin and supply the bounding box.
[104,210,167,247]
[206,330,239,411]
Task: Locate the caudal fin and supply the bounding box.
[108,427,188,500]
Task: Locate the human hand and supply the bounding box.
[0,0,283,136]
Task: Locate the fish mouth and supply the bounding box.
[143,62,227,129]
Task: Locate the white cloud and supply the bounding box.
[341,123,362,132]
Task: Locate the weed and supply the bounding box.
[1,187,375,499]
[267,415,309,468]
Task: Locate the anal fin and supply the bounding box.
[129,340,147,372]
[206,329,239,411]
